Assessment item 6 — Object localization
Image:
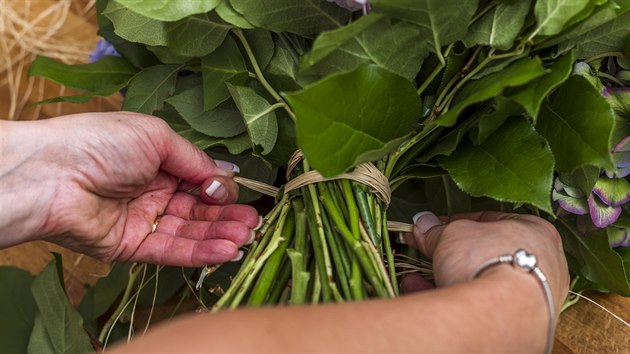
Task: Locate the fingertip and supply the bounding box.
[193,239,239,265]
[412,211,442,234]
[412,211,443,258]
[400,274,435,294]
[200,176,239,205]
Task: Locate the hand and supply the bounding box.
[404,211,570,314]
[0,112,259,266]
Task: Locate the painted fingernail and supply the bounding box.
[412,211,441,233]
[215,160,240,173]
[205,180,227,201]
[230,250,244,262]
[254,215,264,231]
[246,230,256,245]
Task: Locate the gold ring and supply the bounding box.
[151,215,162,233]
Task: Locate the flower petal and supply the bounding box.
[592,177,630,207]
[588,194,622,228]
[612,136,630,153]
[608,227,630,248]
[605,165,630,178]
[553,190,588,215]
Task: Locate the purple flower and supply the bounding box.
[553,179,588,215]
[89,38,121,63]
[553,177,630,228]
[605,136,630,178]
[608,226,630,248]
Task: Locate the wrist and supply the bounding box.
[476,264,551,352]
[0,120,59,246]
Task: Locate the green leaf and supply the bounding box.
[215,0,254,28]
[371,0,478,59]
[299,13,428,81]
[122,64,181,114]
[166,87,246,138]
[464,0,531,50]
[207,150,277,203]
[556,222,630,295]
[470,97,524,145]
[32,84,125,106]
[78,263,131,334]
[226,83,278,154]
[162,12,232,57]
[27,315,55,354]
[507,50,575,120]
[97,23,161,68]
[28,55,136,91]
[426,176,472,215]
[258,111,297,169]
[534,1,618,51]
[559,165,600,196]
[116,0,220,21]
[243,29,275,70]
[536,75,616,173]
[104,1,165,46]
[229,0,351,35]
[439,117,554,214]
[557,10,630,58]
[104,1,231,57]
[0,267,36,354]
[388,179,429,222]
[265,41,301,91]
[156,104,252,154]
[29,259,92,354]
[201,35,248,111]
[532,0,591,37]
[147,46,193,64]
[437,57,548,127]
[284,65,421,176]
[421,115,479,160]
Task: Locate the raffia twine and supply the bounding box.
[0,0,98,121]
[191,151,414,233]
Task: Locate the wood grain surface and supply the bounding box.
[0,0,628,352]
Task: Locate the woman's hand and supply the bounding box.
[405,211,570,315]
[0,112,259,266]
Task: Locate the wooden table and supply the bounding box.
[1,0,629,352]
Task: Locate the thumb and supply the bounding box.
[412,211,446,259]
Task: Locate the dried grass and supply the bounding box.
[0,0,96,120]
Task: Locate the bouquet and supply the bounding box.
[26,0,630,346]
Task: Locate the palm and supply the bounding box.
[43,113,259,266]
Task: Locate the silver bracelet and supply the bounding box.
[470,249,555,354]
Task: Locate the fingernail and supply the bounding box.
[412,211,441,233]
[230,250,244,262]
[215,160,240,173]
[254,215,264,231]
[205,180,227,201]
[246,230,255,245]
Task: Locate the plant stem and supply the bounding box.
[248,213,295,306]
[584,51,626,64]
[354,185,380,246]
[322,212,352,299]
[382,208,399,296]
[231,28,297,121]
[417,44,455,96]
[229,199,291,308]
[349,254,363,300]
[212,198,289,310]
[98,263,142,343]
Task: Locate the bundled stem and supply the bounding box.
[212,159,398,310]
